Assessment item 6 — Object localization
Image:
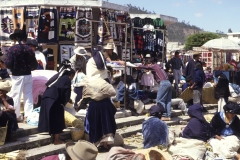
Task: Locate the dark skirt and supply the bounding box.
[84,98,117,144]
[38,98,65,134]
[0,112,18,139]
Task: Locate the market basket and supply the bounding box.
[202,87,218,104]
[0,122,8,146]
[64,111,84,129]
[179,88,193,102]
[71,128,84,141]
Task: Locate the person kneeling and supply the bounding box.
[0,80,18,142]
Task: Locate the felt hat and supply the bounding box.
[26,39,38,47]
[193,52,202,56]
[66,140,98,160]
[223,102,240,114]
[186,75,193,82]
[134,147,172,160]
[0,80,12,92]
[9,29,25,40]
[74,46,87,56]
[104,43,115,50]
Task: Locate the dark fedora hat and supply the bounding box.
[9,29,25,40]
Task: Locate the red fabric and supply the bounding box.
[41,155,59,160]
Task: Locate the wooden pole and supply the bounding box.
[124,23,128,110]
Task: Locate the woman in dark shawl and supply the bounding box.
[38,68,75,145]
[84,46,116,152]
[182,104,210,142]
[142,104,168,148]
[209,102,240,159]
[0,80,18,142]
[214,70,230,112]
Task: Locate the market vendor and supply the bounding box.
[104,42,125,65]
[70,46,87,74]
[26,39,46,70]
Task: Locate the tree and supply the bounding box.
[228,28,232,33]
[184,32,220,50]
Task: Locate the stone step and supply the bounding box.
[117,116,190,138]
[0,130,71,153]
[25,144,67,160]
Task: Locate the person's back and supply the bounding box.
[5,44,37,76]
[143,116,168,148]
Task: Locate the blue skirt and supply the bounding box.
[84,98,117,144]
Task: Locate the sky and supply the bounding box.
[108,0,240,33]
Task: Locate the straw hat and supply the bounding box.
[66,140,98,160]
[134,147,173,160]
[74,46,87,56]
[0,80,12,92]
[104,43,115,50]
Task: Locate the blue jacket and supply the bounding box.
[193,69,205,89]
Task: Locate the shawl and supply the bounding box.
[182,104,210,141]
[142,117,168,148]
[91,47,106,70]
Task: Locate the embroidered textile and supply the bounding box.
[0,8,14,45]
[59,7,76,42]
[25,7,39,40]
[38,6,58,43]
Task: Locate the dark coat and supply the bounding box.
[38,75,71,134]
[182,104,210,141]
[210,112,240,137]
[214,74,230,99]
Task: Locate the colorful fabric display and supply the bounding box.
[13,7,24,30]
[75,7,92,46]
[0,8,14,45]
[38,6,58,43]
[59,44,75,62]
[132,17,143,35]
[134,35,143,51]
[25,7,39,40]
[59,7,76,42]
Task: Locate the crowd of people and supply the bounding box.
[1,29,240,160]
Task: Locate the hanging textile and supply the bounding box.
[143,31,155,51]
[153,18,165,29]
[42,45,58,70]
[59,7,76,42]
[0,8,14,45]
[25,7,39,40]
[75,7,92,46]
[155,31,164,53]
[38,6,58,43]
[142,17,154,26]
[116,13,127,44]
[104,9,117,40]
[59,44,75,62]
[13,7,24,30]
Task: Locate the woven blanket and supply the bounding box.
[59,7,76,42]
[75,7,92,46]
[13,7,24,30]
[0,8,14,45]
[25,7,39,39]
[38,6,58,43]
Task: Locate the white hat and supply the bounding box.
[74,46,87,56]
[104,43,115,50]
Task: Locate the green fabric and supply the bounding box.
[153,18,164,28]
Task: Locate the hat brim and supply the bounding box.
[9,33,24,40]
[75,53,87,56]
[66,142,78,160]
[104,46,114,50]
